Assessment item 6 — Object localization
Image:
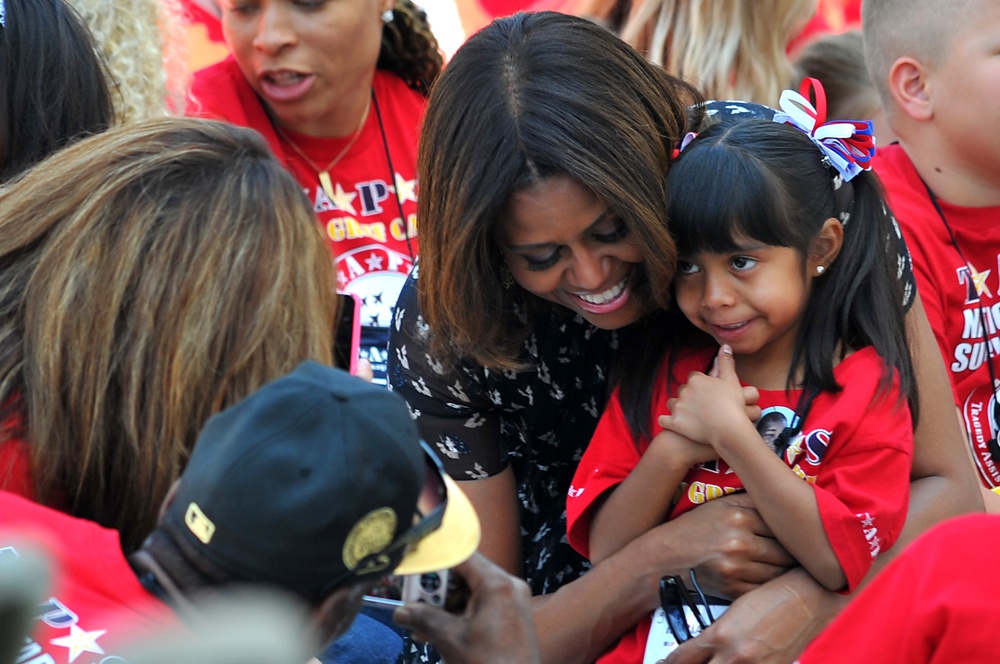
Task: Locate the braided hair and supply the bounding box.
[378,0,443,95]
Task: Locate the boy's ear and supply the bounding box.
[810,217,844,275]
[888,57,933,122]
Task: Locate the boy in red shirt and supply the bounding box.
[864,0,1000,510]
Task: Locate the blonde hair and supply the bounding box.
[620,0,816,104]
[0,118,336,552]
[67,0,189,121]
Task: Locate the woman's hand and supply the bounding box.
[662,567,848,664]
[666,492,794,599]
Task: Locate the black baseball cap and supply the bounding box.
[159,361,480,603]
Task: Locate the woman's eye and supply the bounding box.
[676,260,699,275]
[592,218,629,244]
[295,0,326,8]
[523,250,562,271]
[731,256,758,271]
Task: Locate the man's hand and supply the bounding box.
[393,553,541,664]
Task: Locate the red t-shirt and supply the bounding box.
[0,492,180,663]
[798,513,1000,664]
[0,413,32,499]
[188,60,425,382]
[567,345,912,663]
[875,143,1000,488]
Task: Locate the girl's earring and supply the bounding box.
[501,263,515,289]
[382,8,394,22]
[816,265,826,275]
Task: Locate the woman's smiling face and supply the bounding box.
[500,175,646,330]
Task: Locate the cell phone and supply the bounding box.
[333,292,362,374]
[399,570,449,608]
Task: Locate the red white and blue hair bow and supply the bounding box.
[773,77,875,183]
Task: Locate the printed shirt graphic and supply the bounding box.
[566,344,912,664]
[189,61,424,384]
[875,144,1000,488]
[1,492,179,664]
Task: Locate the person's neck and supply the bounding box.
[271,84,373,139]
[900,137,1000,208]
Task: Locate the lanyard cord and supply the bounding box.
[371,87,416,263]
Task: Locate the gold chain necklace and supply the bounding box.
[273,94,371,200]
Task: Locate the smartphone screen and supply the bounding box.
[334,292,362,374]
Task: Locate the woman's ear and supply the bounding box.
[809,217,844,276]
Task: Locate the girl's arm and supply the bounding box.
[588,430,717,564]
[661,345,846,591]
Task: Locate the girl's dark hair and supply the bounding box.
[378,0,443,95]
[619,118,917,438]
[0,0,116,182]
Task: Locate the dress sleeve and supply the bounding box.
[388,269,509,479]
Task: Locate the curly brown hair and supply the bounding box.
[378,0,443,95]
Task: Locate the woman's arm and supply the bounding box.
[457,468,525,578]
[535,492,795,664]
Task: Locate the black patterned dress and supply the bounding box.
[388,265,619,596]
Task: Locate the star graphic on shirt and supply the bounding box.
[50,624,106,662]
[392,173,418,204]
[971,266,993,298]
[330,183,358,215]
[365,252,384,271]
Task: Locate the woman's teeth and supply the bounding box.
[578,279,626,305]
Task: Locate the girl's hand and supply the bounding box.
[661,345,758,449]
[649,426,718,468]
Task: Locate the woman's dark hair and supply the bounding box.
[378,0,443,95]
[620,118,917,438]
[417,11,700,370]
[0,0,115,182]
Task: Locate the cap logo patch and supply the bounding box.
[343,507,396,571]
[185,502,216,544]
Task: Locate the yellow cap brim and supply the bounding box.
[393,474,480,575]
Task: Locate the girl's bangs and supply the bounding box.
[668,143,793,256]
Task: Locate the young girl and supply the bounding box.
[566,80,916,663]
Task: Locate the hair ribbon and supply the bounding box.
[1,0,6,28]
[772,77,875,183]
